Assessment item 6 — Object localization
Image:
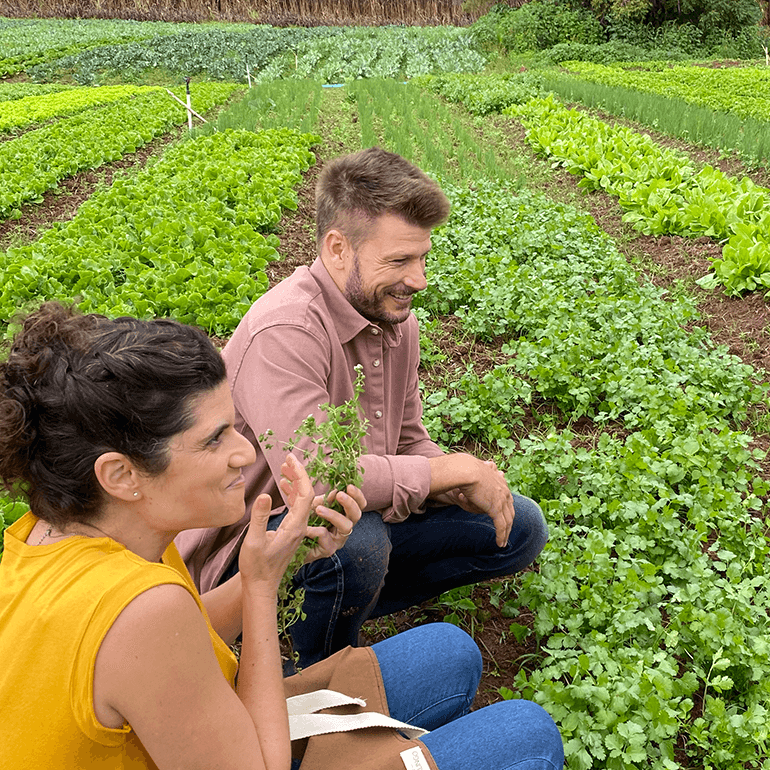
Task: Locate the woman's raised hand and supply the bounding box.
[238,454,366,591]
[238,453,315,594]
[303,485,366,563]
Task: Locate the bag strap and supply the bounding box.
[287,689,429,741]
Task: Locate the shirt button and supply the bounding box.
[373,359,380,367]
[375,410,383,419]
[370,327,380,335]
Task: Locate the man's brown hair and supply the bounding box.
[315,147,450,251]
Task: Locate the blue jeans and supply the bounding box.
[292,624,564,770]
[272,496,548,669]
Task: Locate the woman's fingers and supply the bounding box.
[278,454,314,522]
[302,486,365,562]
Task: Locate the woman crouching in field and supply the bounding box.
[0,302,563,770]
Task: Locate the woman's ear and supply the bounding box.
[94,452,141,502]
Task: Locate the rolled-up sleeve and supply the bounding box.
[359,453,432,523]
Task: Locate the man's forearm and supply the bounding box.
[427,453,515,548]
[427,453,481,496]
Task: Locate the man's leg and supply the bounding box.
[275,509,391,669]
[371,494,547,617]
[372,624,563,770]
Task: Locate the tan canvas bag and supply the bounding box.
[284,645,440,770]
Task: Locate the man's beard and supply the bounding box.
[344,254,415,325]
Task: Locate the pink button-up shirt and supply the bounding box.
[176,258,443,592]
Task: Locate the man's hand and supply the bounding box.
[428,454,514,548]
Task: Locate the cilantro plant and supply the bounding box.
[283,365,369,510]
[417,178,769,769]
[262,366,369,647]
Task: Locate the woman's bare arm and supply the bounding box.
[94,583,282,770]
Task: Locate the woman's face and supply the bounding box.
[138,381,256,533]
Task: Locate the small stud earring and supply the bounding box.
[133,492,139,497]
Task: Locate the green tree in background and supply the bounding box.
[561,0,761,30]
[471,0,763,56]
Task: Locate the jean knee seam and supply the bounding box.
[405,692,474,725]
[322,552,345,657]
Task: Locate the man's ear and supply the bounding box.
[321,228,352,272]
[94,452,142,502]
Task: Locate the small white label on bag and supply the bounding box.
[400,746,429,770]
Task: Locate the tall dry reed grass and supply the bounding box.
[1,0,479,25]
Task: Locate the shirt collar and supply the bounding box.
[309,257,403,348]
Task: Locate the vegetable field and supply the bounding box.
[1,16,769,770]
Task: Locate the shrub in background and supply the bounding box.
[471,0,604,53]
[474,0,764,60]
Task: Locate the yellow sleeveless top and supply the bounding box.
[0,512,238,769]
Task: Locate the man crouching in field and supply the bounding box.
[176,147,549,669]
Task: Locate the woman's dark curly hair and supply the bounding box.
[0,302,226,528]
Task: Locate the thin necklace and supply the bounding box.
[36,525,53,546]
[35,521,111,546]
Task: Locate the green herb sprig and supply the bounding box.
[260,365,369,651]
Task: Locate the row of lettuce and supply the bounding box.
[419,67,770,296]
[0,72,768,770]
[0,124,319,336]
[0,82,242,220]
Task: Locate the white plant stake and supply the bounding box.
[165,89,209,125]
[185,77,192,131]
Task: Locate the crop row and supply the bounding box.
[505,95,770,294]
[416,178,768,770]
[0,82,72,103]
[560,61,770,123]
[0,81,242,220]
[417,68,770,167]
[413,71,548,116]
[0,17,209,76]
[541,71,770,168]
[27,25,485,84]
[350,79,505,182]
[0,126,320,337]
[0,84,158,133]
[257,28,486,83]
